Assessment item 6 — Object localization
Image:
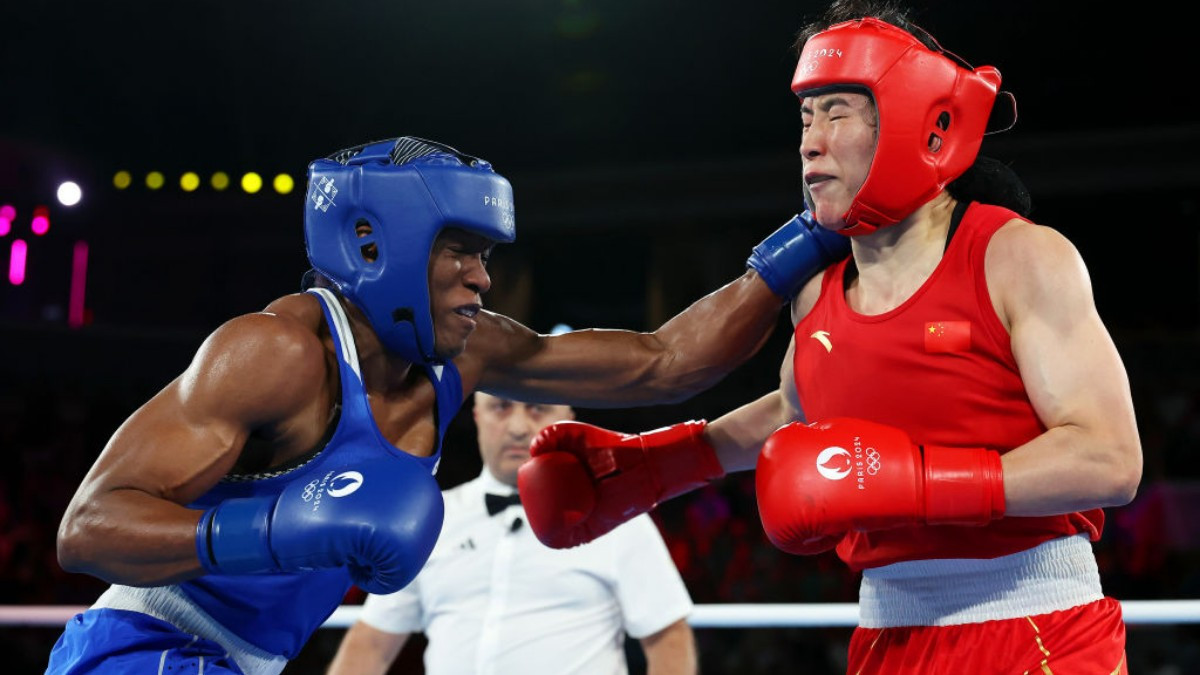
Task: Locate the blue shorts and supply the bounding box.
[47,609,245,674]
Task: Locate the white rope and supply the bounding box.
[3,601,1199,628]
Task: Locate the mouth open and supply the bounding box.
[454,304,481,319]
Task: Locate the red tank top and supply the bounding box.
[793,202,1103,571]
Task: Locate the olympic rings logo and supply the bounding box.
[301,480,321,502]
[865,448,881,475]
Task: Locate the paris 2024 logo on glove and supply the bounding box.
[815,446,881,486]
[299,470,366,511]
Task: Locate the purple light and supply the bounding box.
[69,241,89,328]
[0,217,10,237]
[0,205,14,221]
[31,206,50,235]
[9,239,27,285]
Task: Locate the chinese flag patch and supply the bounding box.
[924,320,971,353]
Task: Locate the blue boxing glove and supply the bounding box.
[195,454,444,594]
[747,212,851,299]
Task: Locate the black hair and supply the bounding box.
[793,0,929,55]
[946,156,1033,217]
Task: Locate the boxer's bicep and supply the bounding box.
[58,313,326,580]
[119,313,324,502]
[986,222,1141,514]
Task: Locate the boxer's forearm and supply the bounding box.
[472,272,781,408]
[706,390,793,474]
[646,270,785,396]
[57,488,207,586]
[474,216,848,407]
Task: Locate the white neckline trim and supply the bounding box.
[309,288,362,380]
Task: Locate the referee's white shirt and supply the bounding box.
[359,468,694,675]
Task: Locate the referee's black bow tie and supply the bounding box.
[485,492,522,516]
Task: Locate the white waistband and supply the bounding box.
[858,534,1104,628]
[93,585,288,675]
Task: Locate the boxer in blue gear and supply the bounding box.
[50,136,847,674]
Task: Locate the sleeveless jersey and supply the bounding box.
[792,202,1103,571]
[177,288,463,657]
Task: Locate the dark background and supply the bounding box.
[3,1,1200,673]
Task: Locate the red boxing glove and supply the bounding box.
[518,420,724,549]
[756,417,1005,555]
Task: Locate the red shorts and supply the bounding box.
[846,597,1126,674]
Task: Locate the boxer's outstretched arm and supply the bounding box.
[470,216,845,408]
[472,270,782,407]
[987,220,1142,515]
[56,309,326,586]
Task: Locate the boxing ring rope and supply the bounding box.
[2,601,1199,628]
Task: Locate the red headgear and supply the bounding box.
[792,18,1002,235]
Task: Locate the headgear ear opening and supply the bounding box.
[303,136,516,365]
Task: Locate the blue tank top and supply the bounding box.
[178,288,463,657]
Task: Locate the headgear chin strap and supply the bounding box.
[792,17,1003,235]
[304,137,516,365]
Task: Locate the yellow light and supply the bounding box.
[241,172,263,194]
[146,171,165,190]
[211,172,230,191]
[180,172,201,192]
[273,173,295,195]
[113,171,132,190]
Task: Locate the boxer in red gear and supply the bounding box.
[520,2,1141,672]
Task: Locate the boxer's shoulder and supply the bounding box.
[180,303,330,424]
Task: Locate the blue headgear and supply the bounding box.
[304,137,516,365]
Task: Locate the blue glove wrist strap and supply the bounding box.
[197,498,278,575]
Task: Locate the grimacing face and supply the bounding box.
[427,228,495,359]
[799,90,879,229]
[473,392,574,486]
